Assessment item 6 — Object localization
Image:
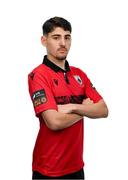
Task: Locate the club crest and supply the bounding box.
[74,75,83,85]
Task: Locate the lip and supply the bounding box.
[58,48,67,52]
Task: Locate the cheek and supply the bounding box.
[67,44,71,51]
[47,42,57,53]
[66,41,71,48]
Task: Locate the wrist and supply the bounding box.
[72,104,86,116]
[72,104,78,113]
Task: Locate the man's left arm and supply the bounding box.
[58,98,108,119]
[73,98,108,118]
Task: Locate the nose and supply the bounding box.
[60,38,66,46]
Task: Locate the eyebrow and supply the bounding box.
[51,34,71,37]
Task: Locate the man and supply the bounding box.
[28,17,108,179]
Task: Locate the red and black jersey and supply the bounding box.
[28,55,102,177]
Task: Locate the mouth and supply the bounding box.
[58,48,67,53]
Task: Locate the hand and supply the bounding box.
[82,98,94,105]
[57,104,75,114]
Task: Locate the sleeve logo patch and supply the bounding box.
[32,89,47,107]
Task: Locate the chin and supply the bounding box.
[56,56,67,60]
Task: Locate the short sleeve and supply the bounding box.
[28,71,57,117]
[78,69,102,103]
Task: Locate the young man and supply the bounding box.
[28,17,108,179]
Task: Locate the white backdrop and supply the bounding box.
[0,0,128,180]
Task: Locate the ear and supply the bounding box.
[41,36,47,47]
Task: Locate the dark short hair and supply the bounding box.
[42,16,72,35]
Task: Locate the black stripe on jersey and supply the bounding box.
[54,95,86,104]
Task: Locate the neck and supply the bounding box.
[47,54,65,70]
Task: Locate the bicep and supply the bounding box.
[93,99,109,117]
[28,72,57,117]
[95,99,108,110]
[41,109,60,131]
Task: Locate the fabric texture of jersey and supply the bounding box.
[28,55,102,177]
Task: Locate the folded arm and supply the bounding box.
[41,110,83,131]
[41,98,108,131]
[58,98,109,119]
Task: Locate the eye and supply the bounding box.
[53,36,60,40]
[65,36,71,40]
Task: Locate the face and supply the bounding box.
[41,27,71,61]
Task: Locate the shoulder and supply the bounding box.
[28,64,50,83]
[28,64,48,76]
[28,64,52,81]
[28,64,53,86]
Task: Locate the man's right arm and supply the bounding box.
[28,71,83,131]
[41,110,83,131]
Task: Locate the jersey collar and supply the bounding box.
[43,55,70,73]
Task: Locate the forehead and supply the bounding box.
[48,27,71,36]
